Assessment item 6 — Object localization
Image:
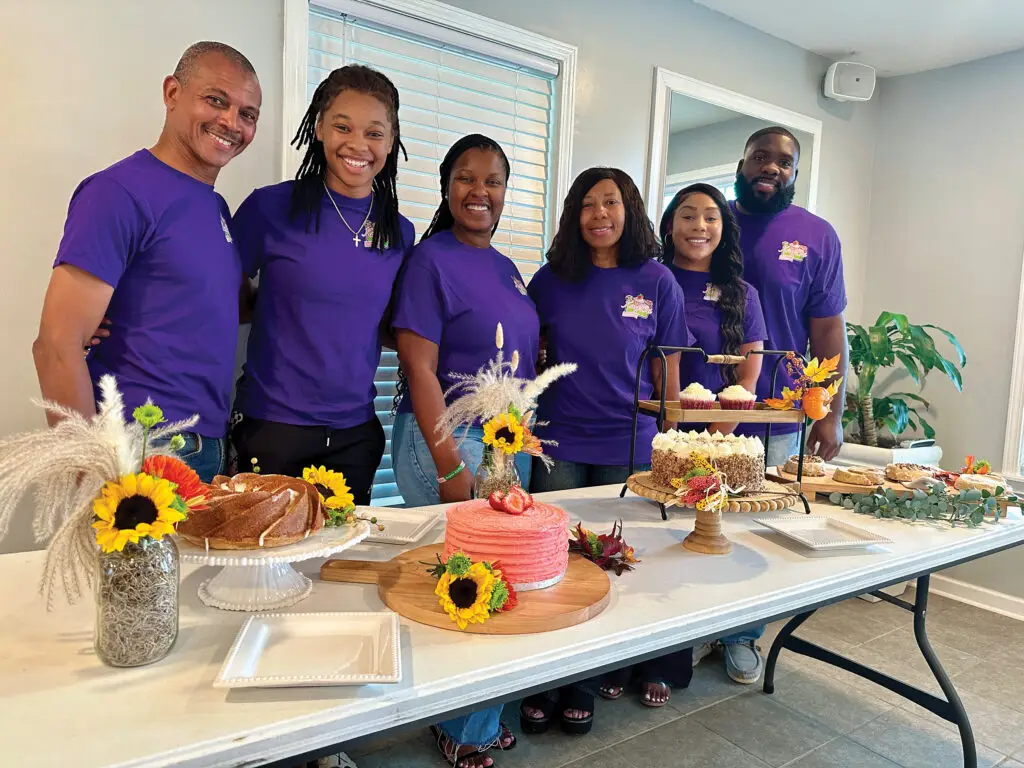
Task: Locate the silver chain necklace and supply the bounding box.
[323,180,374,247]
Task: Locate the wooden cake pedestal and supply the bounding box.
[627,472,800,556]
[320,544,611,635]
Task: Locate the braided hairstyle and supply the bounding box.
[660,183,747,386]
[392,134,512,413]
[289,64,407,252]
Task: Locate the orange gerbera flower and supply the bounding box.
[142,455,207,509]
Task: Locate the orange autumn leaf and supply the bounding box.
[825,377,843,398]
[765,387,802,411]
[803,355,841,384]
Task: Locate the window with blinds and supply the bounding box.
[307,3,559,506]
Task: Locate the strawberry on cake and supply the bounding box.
[442,487,571,591]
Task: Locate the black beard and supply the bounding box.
[734,173,796,215]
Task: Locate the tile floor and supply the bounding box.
[338,589,1024,767]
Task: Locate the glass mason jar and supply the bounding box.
[94,536,180,667]
[473,446,521,499]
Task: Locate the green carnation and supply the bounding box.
[133,402,165,429]
[586,532,603,555]
[488,580,509,612]
[446,552,472,577]
[168,433,186,452]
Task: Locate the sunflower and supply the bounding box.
[482,413,524,455]
[302,466,355,511]
[435,562,496,629]
[91,473,184,553]
[142,455,207,509]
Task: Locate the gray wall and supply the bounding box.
[861,48,1024,596]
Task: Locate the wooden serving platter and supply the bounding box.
[639,400,805,424]
[320,544,611,635]
[770,469,1019,511]
[627,472,800,513]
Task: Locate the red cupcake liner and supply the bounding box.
[681,397,716,410]
[719,398,755,410]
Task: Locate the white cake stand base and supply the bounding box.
[179,522,370,611]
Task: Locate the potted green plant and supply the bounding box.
[841,311,966,459]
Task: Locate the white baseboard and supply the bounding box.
[930,574,1024,621]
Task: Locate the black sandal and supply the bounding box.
[558,686,595,735]
[430,725,493,768]
[520,694,556,734]
[598,684,624,700]
[496,722,517,750]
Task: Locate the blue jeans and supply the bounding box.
[722,625,765,645]
[158,432,225,483]
[530,457,648,493]
[391,412,533,508]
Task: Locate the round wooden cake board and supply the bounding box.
[626,472,800,513]
[320,544,611,635]
[627,472,800,556]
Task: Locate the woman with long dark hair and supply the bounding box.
[519,168,690,735]
[527,167,690,492]
[660,183,767,436]
[390,133,534,768]
[228,65,413,504]
[391,134,537,509]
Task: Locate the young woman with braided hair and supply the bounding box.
[390,133,532,766]
[228,65,414,504]
[390,134,538,508]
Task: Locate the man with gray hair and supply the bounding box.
[33,42,262,480]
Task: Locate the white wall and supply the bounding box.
[0,0,281,553]
[0,0,877,553]
[862,48,1024,596]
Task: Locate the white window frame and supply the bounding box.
[1001,254,1024,484]
[664,163,737,190]
[645,67,823,224]
[282,0,577,238]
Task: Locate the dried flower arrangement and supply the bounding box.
[0,376,202,608]
[764,353,844,421]
[568,520,639,575]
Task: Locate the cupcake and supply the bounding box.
[681,382,717,410]
[718,384,757,410]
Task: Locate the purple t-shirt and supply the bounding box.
[54,149,241,437]
[528,260,692,466]
[392,229,538,413]
[730,202,847,437]
[670,264,768,394]
[232,182,413,428]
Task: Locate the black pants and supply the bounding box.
[231,416,385,506]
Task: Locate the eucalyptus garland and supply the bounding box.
[828,485,1016,527]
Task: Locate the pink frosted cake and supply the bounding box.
[443,500,571,591]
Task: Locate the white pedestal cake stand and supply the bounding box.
[178,522,371,611]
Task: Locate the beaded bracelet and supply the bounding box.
[437,461,466,484]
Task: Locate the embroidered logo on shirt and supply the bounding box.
[220,214,233,244]
[703,283,722,302]
[621,294,654,319]
[513,276,528,296]
[778,240,808,262]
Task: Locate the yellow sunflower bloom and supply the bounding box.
[482,413,524,455]
[302,466,355,511]
[435,562,496,629]
[91,472,183,553]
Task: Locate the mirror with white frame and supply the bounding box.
[647,68,822,224]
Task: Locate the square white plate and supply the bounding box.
[755,514,893,552]
[214,612,401,688]
[361,507,442,545]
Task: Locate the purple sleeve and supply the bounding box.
[743,284,769,344]
[230,191,265,278]
[654,272,694,348]
[392,257,448,345]
[807,226,847,318]
[53,176,146,288]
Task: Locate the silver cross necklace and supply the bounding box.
[323,180,374,247]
